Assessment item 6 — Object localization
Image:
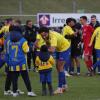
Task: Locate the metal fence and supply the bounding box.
[0,14,37,25]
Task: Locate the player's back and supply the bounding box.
[49,31,70,52]
[6,31,27,67]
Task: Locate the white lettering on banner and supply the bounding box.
[37,13,100,27]
[52,17,66,24]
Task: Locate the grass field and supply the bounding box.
[0,60,100,100]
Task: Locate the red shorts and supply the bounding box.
[83,47,92,56]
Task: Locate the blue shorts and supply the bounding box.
[56,48,71,62]
[96,49,100,58]
[39,71,52,83]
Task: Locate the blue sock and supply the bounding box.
[77,66,80,73]
[58,72,64,88]
[62,71,66,85]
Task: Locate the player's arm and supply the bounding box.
[0,26,5,34]
[65,34,75,39]
[49,56,55,65]
[63,26,75,39]
[34,34,42,49]
[22,41,29,53]
[35,56,41,66]
[89,28,97,47]
[48,46,56,53]
[48,36,57,53]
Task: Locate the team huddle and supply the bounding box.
[0,15,100,97]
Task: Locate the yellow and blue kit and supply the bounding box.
[35,53,55,72]
[5,31,29,71]
[35,50,55,83]
[36,34,45,51]
[62,25,74,45]
[47,31,70,62]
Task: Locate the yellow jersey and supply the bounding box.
[49,31,70,52]
[0,25,10,34]
[62,25,74,45]
[36,34,45,51]
[90,27,100,49]
[0,25,10,45]
[35,55,55,71]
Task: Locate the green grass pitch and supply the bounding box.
[0,60,100,100]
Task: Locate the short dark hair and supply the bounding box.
[91,15,96,19]
[72,18,76,24]
[66,18,73,24]
[40,45,48,52]
[80,16,87,21]
[38,27,49,33]
[9,25,22,33]
[26,20,32,25]
[15,19,21,25]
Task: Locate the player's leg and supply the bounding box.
[54,60,65,94]
[54,49,70,94]
[20,70,37,96]
[75,57,81,75]
[32,50,37,72]
[11,71,19,97]
[84,55,93,76]
[46,71,53,96]
[27,51,32,70]
[4,70,12,95]
[40,73,47,96]
[92,49,100,73]
[70,57,75,75]
[93,49,97,73]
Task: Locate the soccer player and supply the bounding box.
[90,15,100,74]
[89,27,100,73]
[4,26,36,97]
[4,20,24,96]
[71,23,82,75]
[39,27,70,94]
[0,18,13,40]
[80,16,94,76]
[35,45,55,96]
[62,18,76,76]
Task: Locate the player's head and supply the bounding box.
[4,18,13,26]
[66,18,76,27]
[80,16,87,25]
[91,15,97,24]
[38,27,49,39]
[40,45,48,52]
[9,25,22,33]
[26,20,33,28]
[14,19,21,26]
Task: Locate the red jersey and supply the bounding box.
[82,24,94,55]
